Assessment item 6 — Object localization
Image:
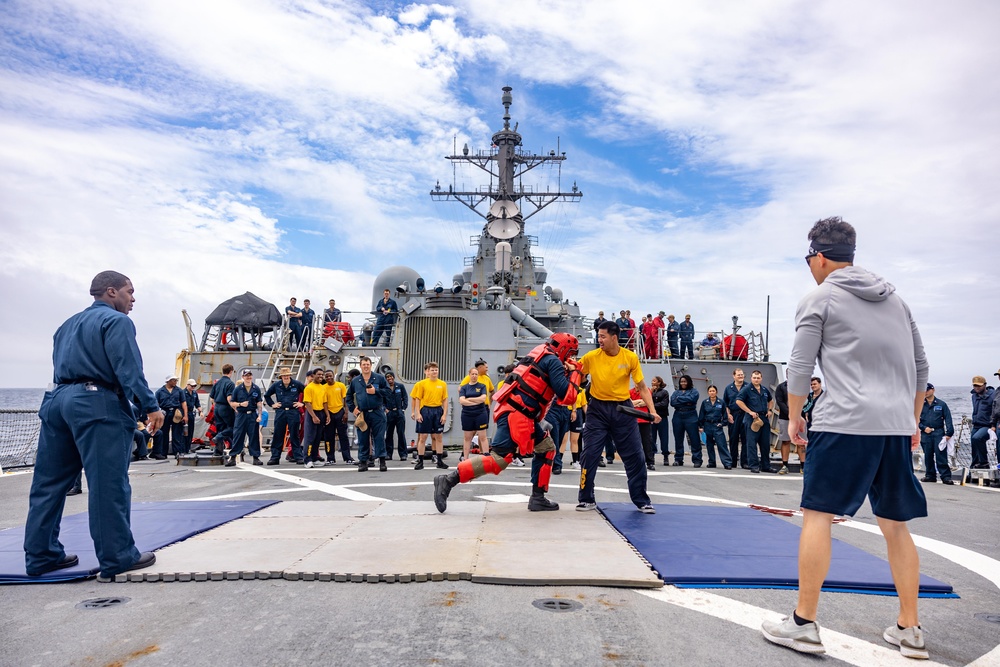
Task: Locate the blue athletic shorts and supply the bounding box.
[461,407,488,432]
[416,406,444,434]
[801,431,927,521]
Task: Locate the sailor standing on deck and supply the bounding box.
[347,356,392,472]
[24,270,163,580]
[918,383,954,485]
[373,289,398,347]
[225,369,264,466]
[576,320,659,514]
[209,364,236,456]
[264,367,304,465]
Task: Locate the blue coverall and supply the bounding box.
[24,301,159,578]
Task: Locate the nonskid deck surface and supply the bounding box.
[1,459,999,667]
[116,500,661,588]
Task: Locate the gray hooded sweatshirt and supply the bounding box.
[787,266,928,436]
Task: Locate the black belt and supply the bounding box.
[274,406,297,411]
[237,409,257,414]
[61,378,122,395]
[590,398,630,405]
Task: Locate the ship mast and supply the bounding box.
[431,87,582,312]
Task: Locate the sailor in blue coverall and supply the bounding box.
[919,383,954,483]
[24,271,162,579]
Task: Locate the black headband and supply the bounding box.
[807,241,855,263]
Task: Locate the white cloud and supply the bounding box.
[1,0,997,388]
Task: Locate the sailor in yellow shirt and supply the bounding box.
[410,361,449,470]
[569,387,587,468]
[301,371,328,467]
[323,370,350,465]
[577,321,660,514]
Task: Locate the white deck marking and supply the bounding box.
[637,587,950,667]
[182,487,310,501]
[221,462,388,501]
[474,494,532,503]
[179,471,1000,664]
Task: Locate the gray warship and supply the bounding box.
[174,86,786,450]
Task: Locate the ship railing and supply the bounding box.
[0,408,40,470]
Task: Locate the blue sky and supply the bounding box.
[1,0,998,387]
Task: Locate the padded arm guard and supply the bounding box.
[556,365,583,407]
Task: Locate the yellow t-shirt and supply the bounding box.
[411,378,448,407]
[325,382,347,413]
[460,374,495,405]
[574,392,588,410]
[303,382,327,411]
[580,347,643,402]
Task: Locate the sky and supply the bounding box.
[1,0,998,388]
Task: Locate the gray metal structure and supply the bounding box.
[175,87,786,450]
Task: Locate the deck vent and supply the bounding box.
[400,317,468,383]
[532,598,582,613]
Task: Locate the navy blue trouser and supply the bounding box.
[302,415,323,460]
[548,408,571,472]
[25,385,142,577]
[230,411,261,458]
[386,412,406,459]
[680,339,694,359]
[269,408,302,462]
[652,418,671,456]
[745,421,771,471]
[212,405,234,449]
[703,425,732,467]
[672,411,702,465]
[579,399,650,507]
[970,427,991,467]
[920,430,952,481]
[728,413,747,467]
[667,338,679,358]
[153,420,185,456]
[357,409,387,462]
[326,410,351,461]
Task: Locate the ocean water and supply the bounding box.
[0,388,45,410]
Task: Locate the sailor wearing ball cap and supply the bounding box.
[969,375,996,469]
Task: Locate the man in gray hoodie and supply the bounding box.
[761,217,930,660]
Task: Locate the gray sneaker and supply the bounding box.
[761,614,825,654]
[638,504,656,514]
[778,465,788,475]
[575,502,597,512]
[883,625,929,660]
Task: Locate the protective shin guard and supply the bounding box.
[458,451,511,483]
[536,449,556,492]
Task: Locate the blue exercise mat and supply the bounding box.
[0,500,278,584]
[598,503,956,597]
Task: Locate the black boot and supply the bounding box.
[357,460,369,472]
[414,456,424,470]
[433,471,460,513]
[66,485,83,496]
[225,455,237,467]
[379,457,387,472]
[435,454,449,469]
[527,491,559,512]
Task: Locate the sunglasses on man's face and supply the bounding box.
[804,248,819,265]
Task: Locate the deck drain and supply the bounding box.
[975,613,1000,624]
[532,598,582,613]
[77,597,130,609]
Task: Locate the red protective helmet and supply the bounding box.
[547,332,579,362]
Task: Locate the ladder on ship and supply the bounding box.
[260,319,314,386]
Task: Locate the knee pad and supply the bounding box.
[534,435,555,456]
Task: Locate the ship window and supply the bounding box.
[400,317,468,383]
